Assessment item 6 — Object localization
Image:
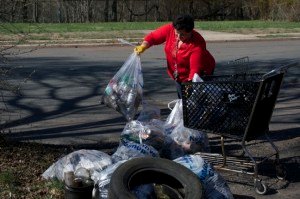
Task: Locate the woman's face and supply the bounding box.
[175,29,192,42]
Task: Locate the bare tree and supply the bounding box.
[0,0,299,23]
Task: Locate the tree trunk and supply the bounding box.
[10,1,18,22]
[189,0,194,15]
[87,0,93,22]
[22,0,28,22]
[112,0,117,22]
[145,0,148,21]
[104,0,109,22]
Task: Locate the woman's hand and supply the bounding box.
[134,41,149,55]
[134,45,147,55]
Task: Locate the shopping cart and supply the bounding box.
[181,62,297,194]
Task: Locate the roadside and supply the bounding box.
[1,30,300,48]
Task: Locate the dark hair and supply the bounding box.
[172,14,194,32]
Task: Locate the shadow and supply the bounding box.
[1,53,177,146]
[282,156,300,182]
[0,49,299,149]
[233,195,255,199]
[268,128,300,141]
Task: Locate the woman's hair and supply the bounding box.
[172,14,194,32]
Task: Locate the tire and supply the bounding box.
[108,157,203,199]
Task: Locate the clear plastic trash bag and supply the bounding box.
[164,99,210,154]
[42,149,112,182]
[174,155,234,199]
[102,52,143,121]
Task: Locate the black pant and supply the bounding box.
[175,81,182,99]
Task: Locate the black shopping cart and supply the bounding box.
[181,62,297,194]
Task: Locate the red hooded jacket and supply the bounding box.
[144,23,215,82]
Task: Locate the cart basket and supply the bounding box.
[181,63,296,141]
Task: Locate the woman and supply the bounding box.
[134,14,215,98]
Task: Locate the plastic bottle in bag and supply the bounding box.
[92,160,126,199]
[174,155,234,199]
[126,89,136,106]
[102,53,143,121]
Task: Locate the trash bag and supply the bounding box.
[111,120,164,163]
[170,122,210,153]
[42,149,112,182]
[111,138,159,163]
[120,120,165,148]
[102,53,143,121]
[174,155,234,199]
[164,99,183,135]
[164,99,210,155]
[92,160,126,199]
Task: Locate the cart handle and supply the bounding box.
[262,62,298,80]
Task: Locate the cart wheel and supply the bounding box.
[275,163,287,180]
[254,179,268,195]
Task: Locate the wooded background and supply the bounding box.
[0,0,299,23]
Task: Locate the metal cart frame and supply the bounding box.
[181,63,297,194]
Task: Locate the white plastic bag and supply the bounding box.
[92,160,126,199]
[102,53,143,121]
[170,123,210,153]
[164,99,183,134]
[42,149,112,181]
[174,155,234,199]
[164,99,210,155]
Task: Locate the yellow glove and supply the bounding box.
[134,45,147,55]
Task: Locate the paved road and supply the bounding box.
[3,40,299,145]
[2,40,300,198]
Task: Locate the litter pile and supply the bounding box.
[42,52,234,199]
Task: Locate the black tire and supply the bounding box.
[108,157,203,199]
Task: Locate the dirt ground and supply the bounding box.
[206,133,300,199]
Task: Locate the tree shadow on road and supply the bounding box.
[0,56,299,149]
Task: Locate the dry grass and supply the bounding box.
[0,139,70,198]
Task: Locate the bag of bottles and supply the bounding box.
[164,99,210,157]
[174,155,234,199]
[102,53,143,121]
[42,149,112,182]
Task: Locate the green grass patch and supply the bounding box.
[44,179,64,192]
[0,20,299,42]
[0,22,166,34]
[0,170,15,186]
[1,20,299,34]
[195,20,300,31]
[0,170,18,196]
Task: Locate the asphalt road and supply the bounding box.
[2,40,299,144]
[2,39,300,198]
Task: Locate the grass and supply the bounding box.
[0,20,299,43]
[0,20,299,34]
[0,170,16,195]
[194,20,300,32]
[0,138,116,198]
[0,139,68,198]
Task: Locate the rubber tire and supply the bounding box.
[108,157,203,199]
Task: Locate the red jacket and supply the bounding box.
[144,24,215,82]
